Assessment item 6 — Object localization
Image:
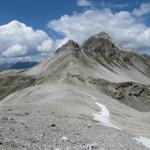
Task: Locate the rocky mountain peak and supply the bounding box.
[82,32,119,59]
[55,40,80,54]
[94,32,111,40]
[64,40,79,48]
[82,32,114,48]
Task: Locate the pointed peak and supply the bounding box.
[94,32,111,40]
[55,40,79,54]
[82,32,119,57]
[82,32,114,49]
[63,40,79,48]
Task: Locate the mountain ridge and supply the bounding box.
[0,32,150,149]
[27,32,150,84]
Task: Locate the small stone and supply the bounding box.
[24,112,29,115]
[69,140,76,144]
[10,128,15,132]
[51,123,56,127]
[87,124,92,128]
[22,145,26,148]
[14,135,18,138]
[8,109,12,111]
[10,117,14,121]
[76,132,80,135]
[62,136,68,141]
[40,132,45,138]
[86,143,98,150]
[25,125,28,129]
[2,116,8,120]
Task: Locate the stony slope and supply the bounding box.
[25,32,150,111]
[27,32,150,84]
[0,32,150,149]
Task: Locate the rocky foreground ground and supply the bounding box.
[0,104,149,150]
[0,83,149,150]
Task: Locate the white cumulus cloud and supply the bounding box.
[132,3,150,17]
[0,20,53,63]
[37,40,53,52]
[1,3,150,65]
[2,44,27,57]
[48,9,150,53]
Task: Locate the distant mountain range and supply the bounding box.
[0,61,38,71]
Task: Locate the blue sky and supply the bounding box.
[0,0,149,29]
[0,0,79,31]
[0,0,150,63]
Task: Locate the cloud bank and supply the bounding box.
[48,9,150,53]
[0,20,53,63]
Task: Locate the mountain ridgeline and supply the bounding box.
[56,32,150,78]
[1,32,150,112]
[0,32,150,149]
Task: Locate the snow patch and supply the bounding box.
[134,136,150,149]
[93,102,120,129]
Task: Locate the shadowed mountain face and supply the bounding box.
[82,32,150,77]
[0,32,150,149]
